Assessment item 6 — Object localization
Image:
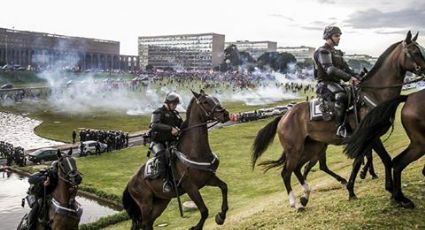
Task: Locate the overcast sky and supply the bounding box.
[1,0,424,57]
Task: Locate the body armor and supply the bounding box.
[314,43,356,83]
[148,105,183,192]
[314,43,357,138]
[150,105,183,143]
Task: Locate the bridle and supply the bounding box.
[359,41,425,90]
[196,95,225,120]
[56,156,81,188]
[402,40,425,75]
[180,95,226,133]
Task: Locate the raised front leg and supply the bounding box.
[206,175,228,225]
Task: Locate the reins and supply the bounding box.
[180,121,219,134]
[359,74,425,90]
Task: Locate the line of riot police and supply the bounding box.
[79,129,129,152]
[0,141,26,166]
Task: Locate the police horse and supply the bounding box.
[345,89,425,208]
[123,90,230,230]
[252,31,425,211]
[18,151,83,230]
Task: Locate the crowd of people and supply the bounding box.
[78,129,129,152]
[0,141,26,166]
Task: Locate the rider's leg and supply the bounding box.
[334,92,348,137]
[151,142,172,192]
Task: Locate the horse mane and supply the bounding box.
[180,97,195,130]
[361,41,402,82]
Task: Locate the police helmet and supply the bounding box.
[323,26,342,40]
[164,92,181,104]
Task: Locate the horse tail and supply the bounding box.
[122,185,141,227]
[258,152,286,172]
[252,116,282,168]
[344,95,408,159]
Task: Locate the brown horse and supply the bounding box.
[345,88,425,208]
[251,31,425,211]
[19,151,83,230]
[123,90,230,230]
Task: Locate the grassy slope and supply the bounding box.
[67,108,424,230]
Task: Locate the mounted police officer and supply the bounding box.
[314,25,360,138]
[149,92,183,192]
[25,160,57,230]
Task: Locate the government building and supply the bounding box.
[0,27,138,71]
[138,33,225,71]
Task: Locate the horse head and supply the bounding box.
[191,89,230,123]
[401,31,425,76]
[54,150,82,187]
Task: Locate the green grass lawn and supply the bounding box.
[26,107,419,230]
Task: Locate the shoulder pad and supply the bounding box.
[318,47,330,54]
[152,107,163,114]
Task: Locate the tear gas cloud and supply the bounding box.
[4,46,314,115]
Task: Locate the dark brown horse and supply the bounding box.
[251,31,425,211]
[345,87,425,208]
[123,90,230,230]
[20,151,83,230]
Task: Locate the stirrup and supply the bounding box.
[336,125,349,138]
[162,181,172,193]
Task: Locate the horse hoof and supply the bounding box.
[349,195,358,201]
[215,213,225,225]
[340,179,348,185]
[394,198,415,209]
[296,206,305,212]
[300,197,309,206]
[359,172,366,180]
[371,175,379,179]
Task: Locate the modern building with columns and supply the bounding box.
[0,27,139,71]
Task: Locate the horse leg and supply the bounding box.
[302,159,317,180]
[317,150,347,185]
[146,198,171,229]
[346,156,363,200]
[360,151,371,179]
[372,140,393,193]
[183,182,209,230]
[206,175,228,225]
[392,145,423,209]
[281,152,303,211]
[368,151,379,179]
[294,165,310,208]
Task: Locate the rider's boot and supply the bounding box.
[335,100,349,138]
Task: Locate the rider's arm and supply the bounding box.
[150,111,172,133]
[317,48,352,82]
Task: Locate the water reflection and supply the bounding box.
[0,172,118,229]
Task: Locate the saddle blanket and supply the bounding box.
[309,98,326,121]
[144,157,160,180]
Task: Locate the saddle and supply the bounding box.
[144,148,220,180]
[309,85,355,121]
